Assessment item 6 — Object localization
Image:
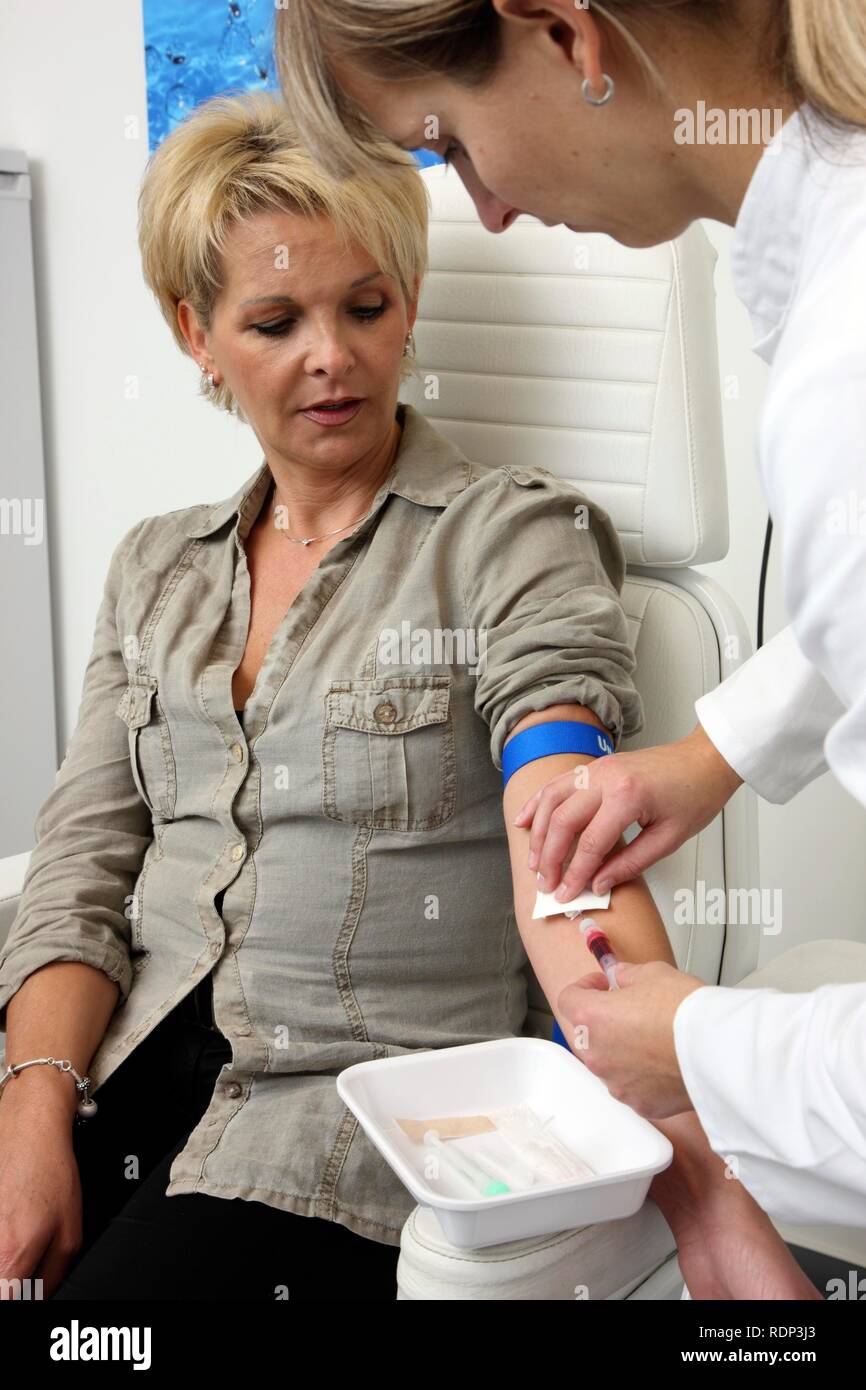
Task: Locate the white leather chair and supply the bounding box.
[1,164,864,1299]
[391,164,866,1298]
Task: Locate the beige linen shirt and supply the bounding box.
[0,402,642,1245]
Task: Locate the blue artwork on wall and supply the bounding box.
[142,0,441,169]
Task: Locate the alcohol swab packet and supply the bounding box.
[532,885,611,919]
[488,1105,597,1183]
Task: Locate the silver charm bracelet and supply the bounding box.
[0,1058,97,1120]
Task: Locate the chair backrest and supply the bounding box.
[401,163,729,567]
[401,165,759,1018]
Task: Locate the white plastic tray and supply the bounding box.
[337,1036,673,1249]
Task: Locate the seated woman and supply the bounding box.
[0,91,814,1302]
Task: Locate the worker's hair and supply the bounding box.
[137,89,429,416]
[273,0,866,183]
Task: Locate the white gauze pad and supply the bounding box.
[532,886,611,919]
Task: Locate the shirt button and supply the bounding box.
[208,941,221,957]
[224,1082,242,1099]
[230,742,244,761]
[230,842,246,861]
[374,700,398,725]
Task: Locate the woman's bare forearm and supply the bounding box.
[1,962,120,1121]
[502,708,675,1044]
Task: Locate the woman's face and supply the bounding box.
[331,6,718,247]
[181,207,416,469]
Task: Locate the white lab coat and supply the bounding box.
[675,104,866,1227]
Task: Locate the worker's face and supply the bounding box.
[179,209,416,471]
[331,5,699,247]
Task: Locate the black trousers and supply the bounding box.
[51,980,400,1301]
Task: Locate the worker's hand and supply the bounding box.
[558,960,706,1117]
[513,723,743,901]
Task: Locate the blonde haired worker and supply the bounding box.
[274,0,866,1239]
[0,90,815,1301]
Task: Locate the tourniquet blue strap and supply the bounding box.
[501,720,614,787]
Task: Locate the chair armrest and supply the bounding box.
[0,851,32,952]
[397,1199,675,1300]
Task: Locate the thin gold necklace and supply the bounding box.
[270,419,403,545]
[271,493,368,547]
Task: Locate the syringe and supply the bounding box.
[423,1128,511,1197]
[573,915,620,989]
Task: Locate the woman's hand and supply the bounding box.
[513,722,743,900]
[557,959,705,1117]
[0,1078,83,1299]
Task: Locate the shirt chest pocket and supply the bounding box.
[322,676,456,831]
[114,674,177,822]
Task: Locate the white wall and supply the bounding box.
[0,0,263,794]
[2,1,864,960]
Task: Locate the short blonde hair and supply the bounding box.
[137,89,430,415]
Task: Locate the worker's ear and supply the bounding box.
[492,0,607,94]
